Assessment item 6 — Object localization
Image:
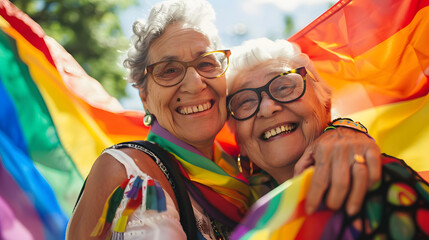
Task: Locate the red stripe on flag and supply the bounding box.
[290,0,429,60]
[0,0,56,67]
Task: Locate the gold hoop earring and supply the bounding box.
[237,154,254,178]
[237,154,243,174]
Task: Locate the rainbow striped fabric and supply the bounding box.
[1,0,428,239]
[290,0,429,179]
[232,155,429,239]
[0,1,236,239]
[0,0,148,239]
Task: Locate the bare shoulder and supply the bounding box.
[67,152,127,239]
[67,147,178,239]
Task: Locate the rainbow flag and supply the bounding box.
[0,1,236,239]
[232,0,429,239]
[1,0,428,239]
[0,0,148,238]
[290,0,429,179]
[232,156,429,239]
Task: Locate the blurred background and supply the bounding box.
[4,1,428,239]
[11,0,334,109]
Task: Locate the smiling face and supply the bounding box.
[140,22,227,157]
[229,60,330,182]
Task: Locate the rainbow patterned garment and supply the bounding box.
[232,155,429,239]
[1,0,429,239]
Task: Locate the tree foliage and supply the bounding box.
[284,15,294,37]
[11,0,138,98]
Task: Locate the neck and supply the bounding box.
[187,140,214,159]
[270,165,295,184]
[149,121,214,159]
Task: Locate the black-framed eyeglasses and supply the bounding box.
[227,67,307,121]
[144,50,231,87]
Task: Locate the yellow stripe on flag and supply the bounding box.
[348,95,429,172]
[4,24,113,176]
[325,6,429,115]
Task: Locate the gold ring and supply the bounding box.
[354,154,366,164]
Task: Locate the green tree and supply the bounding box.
[11,0,138,98]
[284,15,295,38]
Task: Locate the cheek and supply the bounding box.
[210,77,227,114]
[146,86,175,116]
[213,76,227,98]
[235,121,253,144]
[235,121,264,164]
[302,101,326,143]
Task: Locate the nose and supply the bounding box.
[256,92,282,118]
[179,67,207,94]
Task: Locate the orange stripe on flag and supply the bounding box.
[289,0,429,179]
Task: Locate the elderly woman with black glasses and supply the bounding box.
[226,38,429,239]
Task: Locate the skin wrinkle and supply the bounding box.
[231,60,330,183]
[226,39,383,216]
[140,22,227,158]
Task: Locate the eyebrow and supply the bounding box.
[264,71,283,79]
[156,50,209,62]
[238,71,284,89]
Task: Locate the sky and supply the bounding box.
[119,0,334,109]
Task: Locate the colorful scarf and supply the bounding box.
[147,120,252,227]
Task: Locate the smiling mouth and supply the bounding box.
[261,123,297,140]
[177,100,213,115]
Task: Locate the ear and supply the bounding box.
[139,88,150,111]
[239,145,248,156]
[325,102,332,121]
[234,133,248,156]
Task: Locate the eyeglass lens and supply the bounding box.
[152,51,228,86]
[228,72,305,120]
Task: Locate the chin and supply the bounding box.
[270,158,297,169]
[187,124,221,141]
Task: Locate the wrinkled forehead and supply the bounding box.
[148,22,212,63]
[227,59,301,95]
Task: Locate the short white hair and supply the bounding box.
[227,38,332,110]
[124,0,222,89]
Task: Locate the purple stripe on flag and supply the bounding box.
[0,157,45,239]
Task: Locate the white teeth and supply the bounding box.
[263,124,296,140]
[178,101,212,115]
